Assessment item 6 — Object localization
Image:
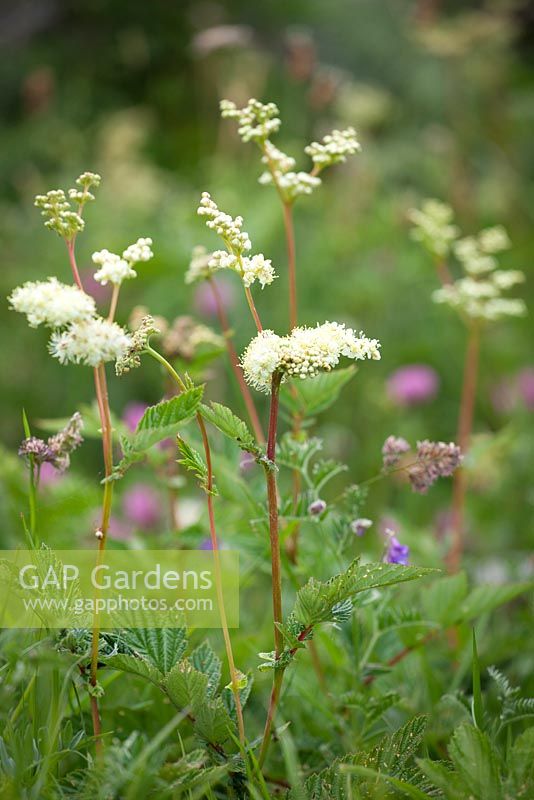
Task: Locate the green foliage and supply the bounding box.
[200,402,263,459]
[292,560,436,629]
[176,435,213,494]
[111,387,203,479]
[280,366,357,417]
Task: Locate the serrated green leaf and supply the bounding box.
[120,627,187,675]
[111,388,203,479]
[506,728,534,798]
[193,697,234,746]
[416,758,465,800]
[176,436,216,495]
[448,723,503,800]
[105,653,162,686]
[163,661,209,711]
[365,716,427,776]
[292,560,436,628]
[200,402,261,456]
[280,366,356,417]
[189,641,221,698]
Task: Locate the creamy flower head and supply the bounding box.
[49,318,132,367]
[220,98,281,142]
[241,322,381,392]
[259,170,321,200]
[92,237,153,286]
[9,278,96,328]
[197,192,251,253]
[305,127,361,169]
[185,245,217,284]
[92,250,135,286]
[408,199,459,258]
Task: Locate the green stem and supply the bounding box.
[145,346,245,744]
[258,372,284,768]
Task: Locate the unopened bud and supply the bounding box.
[350,518,372,536]
[308,499,327,516]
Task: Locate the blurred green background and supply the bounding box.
[1,0,533,565]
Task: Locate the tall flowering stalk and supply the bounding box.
[410,201,526,571]
[11,173,153,751]
[220,99,361,562]
[194,108,379,765]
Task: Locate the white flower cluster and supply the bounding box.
[50,318,132,367]
[433,273,526,321]
[408,199,459,258]
[9,278,96,328]
[261,141,296,173]
[259,169,321,201]
[241,253,276,288]
[220,98,281,142]
[410,202,527,321]
[206,250,276,288]
[197,192,251,253]
[92,237,153,286]
[196,194,277,289]
[185,245,215,284]
[304,127,361,169]
[241,321,381,392]
[258,141,321,200]
[453,225,510,275]
[34,173,101,238]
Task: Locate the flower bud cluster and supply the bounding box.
[382,435,410,468]
[19,412,84,472]
[381,434,462,494]
[220,98,281,142]
[241,322,381,393]
[408,199,459,258]
[304,127,361,169]
[411,200,526,321]
[196,194,276,289]
[408,440,462,494]
[34,172,101,238]
[197,192,251,253]
[116,315,160,375]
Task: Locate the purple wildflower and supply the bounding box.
[408,440,462,494]
[122,484,162,528]
[308,499,327,516]
[382,435,411,469]
[387,364,439,406]
[384,531,410,565]
[19,412,83,472]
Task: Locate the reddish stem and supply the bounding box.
[244,286,263,333]
[258,372,283,768]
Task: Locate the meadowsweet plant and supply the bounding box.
[410,200,526,571]
[4,104,533,799]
